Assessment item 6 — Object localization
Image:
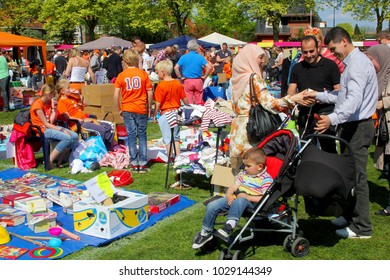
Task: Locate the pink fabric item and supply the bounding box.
[10,130,36,170]
[99,144,130,169]
[189,153,199,162]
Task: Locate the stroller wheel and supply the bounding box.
[232,250,244,260]
[283,234,293,252]
[291,237,310,258]
[218,249,229,260]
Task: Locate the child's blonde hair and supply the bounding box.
[40,83,56,98]
[122,49,139,67]
[55,79,70,96]
[242,147,266,165]
[155,59,173,76]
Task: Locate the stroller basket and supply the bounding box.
[294,134,356,200]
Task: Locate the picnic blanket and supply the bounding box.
[0,168,196,260]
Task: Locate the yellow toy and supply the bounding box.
[0,226,11,244]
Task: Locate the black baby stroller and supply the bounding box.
[215,130,355,260]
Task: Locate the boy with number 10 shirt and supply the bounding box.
[114,49,153,174]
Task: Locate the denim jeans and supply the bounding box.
[157,113,180,145]
[202,196,254,233]
[44,128,79,153]
[122,111,148,166]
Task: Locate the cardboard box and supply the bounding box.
[83,105,117,115]
[81,84,115,106]
[211,165,235,197]
[148,192,180,214]
[217,73,227,84]
[26,209,57,233]
[73,190,149,239]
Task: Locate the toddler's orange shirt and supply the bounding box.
[223,62,232,79]
[154,80,186,114]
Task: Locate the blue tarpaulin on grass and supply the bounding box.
[0,168,196,260]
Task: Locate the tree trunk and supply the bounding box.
[273,23,280,42]
[375,8,383,34]
[84,17,98,43]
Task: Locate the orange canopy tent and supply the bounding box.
[0,31,47,70]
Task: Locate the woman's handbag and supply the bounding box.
[246,73,282,145]
[377,113,389,147]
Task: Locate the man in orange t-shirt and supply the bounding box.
[114,49,153,173]
[153,59,188,157]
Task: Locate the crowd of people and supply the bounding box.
[1,28,390,246]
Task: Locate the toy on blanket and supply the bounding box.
[0,226,10,244]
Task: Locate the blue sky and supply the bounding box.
[318,8,379,31]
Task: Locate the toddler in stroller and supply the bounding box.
[192,147,273,249]
[193,129,311,259]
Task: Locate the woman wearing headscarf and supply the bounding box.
[366,44,390,216]
[229,44,307,174]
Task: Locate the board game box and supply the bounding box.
[148,192,180,214]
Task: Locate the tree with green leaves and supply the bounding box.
[353,24,363,41]
[343,0,389,33]
[0,0,40,34]
[239,0,316,42]
[39,0,115,43]
[337,22,354,36]
[193,0,255,41]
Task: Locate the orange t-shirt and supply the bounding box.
[30,98,52,132]
[46,61,56,75]
[57,98,87,120]
[154,80,186,114]
[114,67,153,114]
[223,62,232,79]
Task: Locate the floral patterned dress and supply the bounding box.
[230,73,290,158]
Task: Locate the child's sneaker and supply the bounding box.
[217,224,233,238]
[138,165,150,174]
[192,233,213,249]
[130,165,139,173]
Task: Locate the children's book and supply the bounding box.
[148,192,180,214]
[0,245,29,260]
[0,214,25,226]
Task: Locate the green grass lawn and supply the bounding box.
[1,109,390,260]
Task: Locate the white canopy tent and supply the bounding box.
[198,32,247,47]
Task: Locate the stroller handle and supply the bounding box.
[303,133,354,156]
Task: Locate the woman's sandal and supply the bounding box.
[375,209,390,216]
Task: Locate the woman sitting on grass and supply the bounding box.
[30,83,79,169]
